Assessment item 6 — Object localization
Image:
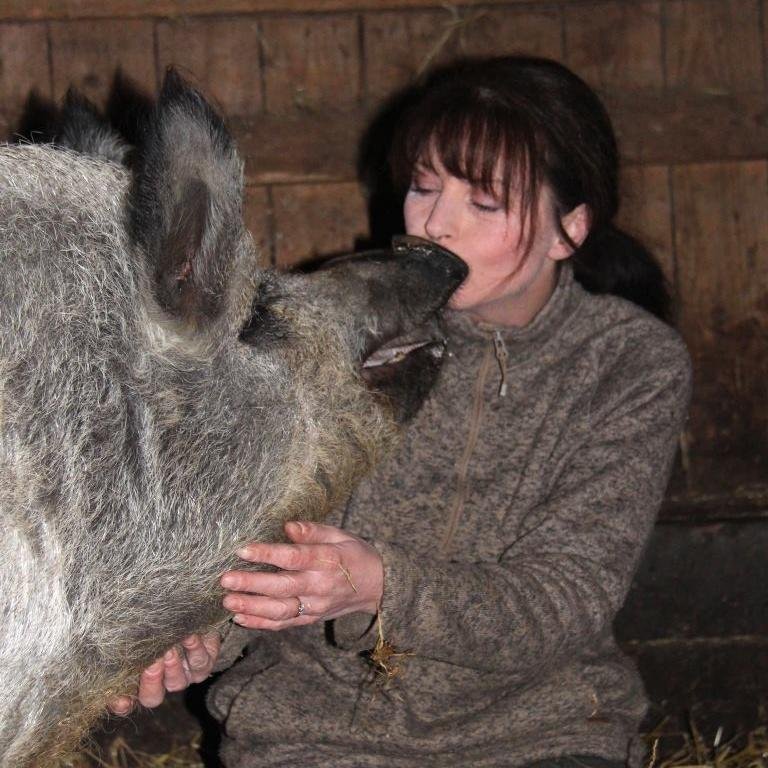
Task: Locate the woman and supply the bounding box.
[113,56,691,767]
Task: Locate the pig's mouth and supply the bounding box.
[359,333,446,423]
[362,340,440,369]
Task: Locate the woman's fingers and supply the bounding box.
[223,593,313,621]
[181,634,216,683]
[137,658,168,708]
[108,632,220,716]
[222,522,383,625]
[234,540,336,572]
[201,631,221,658]
[221,568,308,597]
[231,610,316,631]
[107,695,136,717]
[284,520,351,544]
[162,646,192,692]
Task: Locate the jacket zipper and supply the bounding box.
[439,338,495,557]
[493,330,509,398]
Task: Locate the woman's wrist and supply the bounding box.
[360,540,384,615]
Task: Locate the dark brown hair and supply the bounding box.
[389,56,671,321]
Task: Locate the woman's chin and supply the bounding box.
[447,292,471,311]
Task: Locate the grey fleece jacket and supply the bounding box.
[207,263,692,768]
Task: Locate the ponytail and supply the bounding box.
[571,226,672,323]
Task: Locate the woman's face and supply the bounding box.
[403,155,578,326]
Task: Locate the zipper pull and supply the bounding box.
[493,330,509,398]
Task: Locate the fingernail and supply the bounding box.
[287,521,305,535]
[235,546,251,559]
[164,649,177,662]
[221,574,237,589]
[223,596,240,611]
[233,614,246,625]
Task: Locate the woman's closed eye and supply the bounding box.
[409,183,438,195]
[470,199,501,213]
[469,186,503,213]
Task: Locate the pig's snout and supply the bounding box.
[392,235,468,307]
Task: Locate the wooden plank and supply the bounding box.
[615,519,768,642]
[364,6,562,105]
[565,1,663,91]
[625,638,768,711]
[156,16,263,117]
[232,110,366,184]
[271,181,369,266]
[2,0,585,22]
[0,22,51,133]
[364,9,467,103]
[243,186,274,267]
[606,90,768,165]
[260,14,360,113]
[665,0,764,94]
[672,161,768,491]
[664,452,768,512]
[49,19,156,107]
[617,165,674,284]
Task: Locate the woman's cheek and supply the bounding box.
[403,196,429,235]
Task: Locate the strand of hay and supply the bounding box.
[65,734,204,768]
[417,4,488,77]
[368,612,413,685]
[646,719,768,768]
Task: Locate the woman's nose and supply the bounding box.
[424,193,456,242]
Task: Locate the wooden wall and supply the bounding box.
[1,0,767,517]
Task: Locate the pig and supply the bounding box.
[0,71,466,768]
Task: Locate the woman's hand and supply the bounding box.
[107,632,221,715]
[220,521,383,631]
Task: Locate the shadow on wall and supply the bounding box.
[354,86,417,251]
[9,70,154,168]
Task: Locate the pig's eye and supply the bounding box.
[239,302,287,346]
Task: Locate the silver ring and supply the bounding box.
[295,598,305,617]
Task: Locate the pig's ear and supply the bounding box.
[56,89,129,165]
[129,69,245,328]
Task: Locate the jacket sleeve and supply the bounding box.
[333,334,691,682]
[212,620,255,673]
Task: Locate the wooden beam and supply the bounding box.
[607,90,768,165]
[231,110,366,185]
[1,0,552,22]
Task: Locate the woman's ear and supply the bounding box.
[549,204,590,261]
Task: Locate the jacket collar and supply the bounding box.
[442,262,584,361]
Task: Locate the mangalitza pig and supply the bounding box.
[0,72,466,768]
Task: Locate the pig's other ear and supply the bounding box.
[56,89,129,164]
[129,68,245,328]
